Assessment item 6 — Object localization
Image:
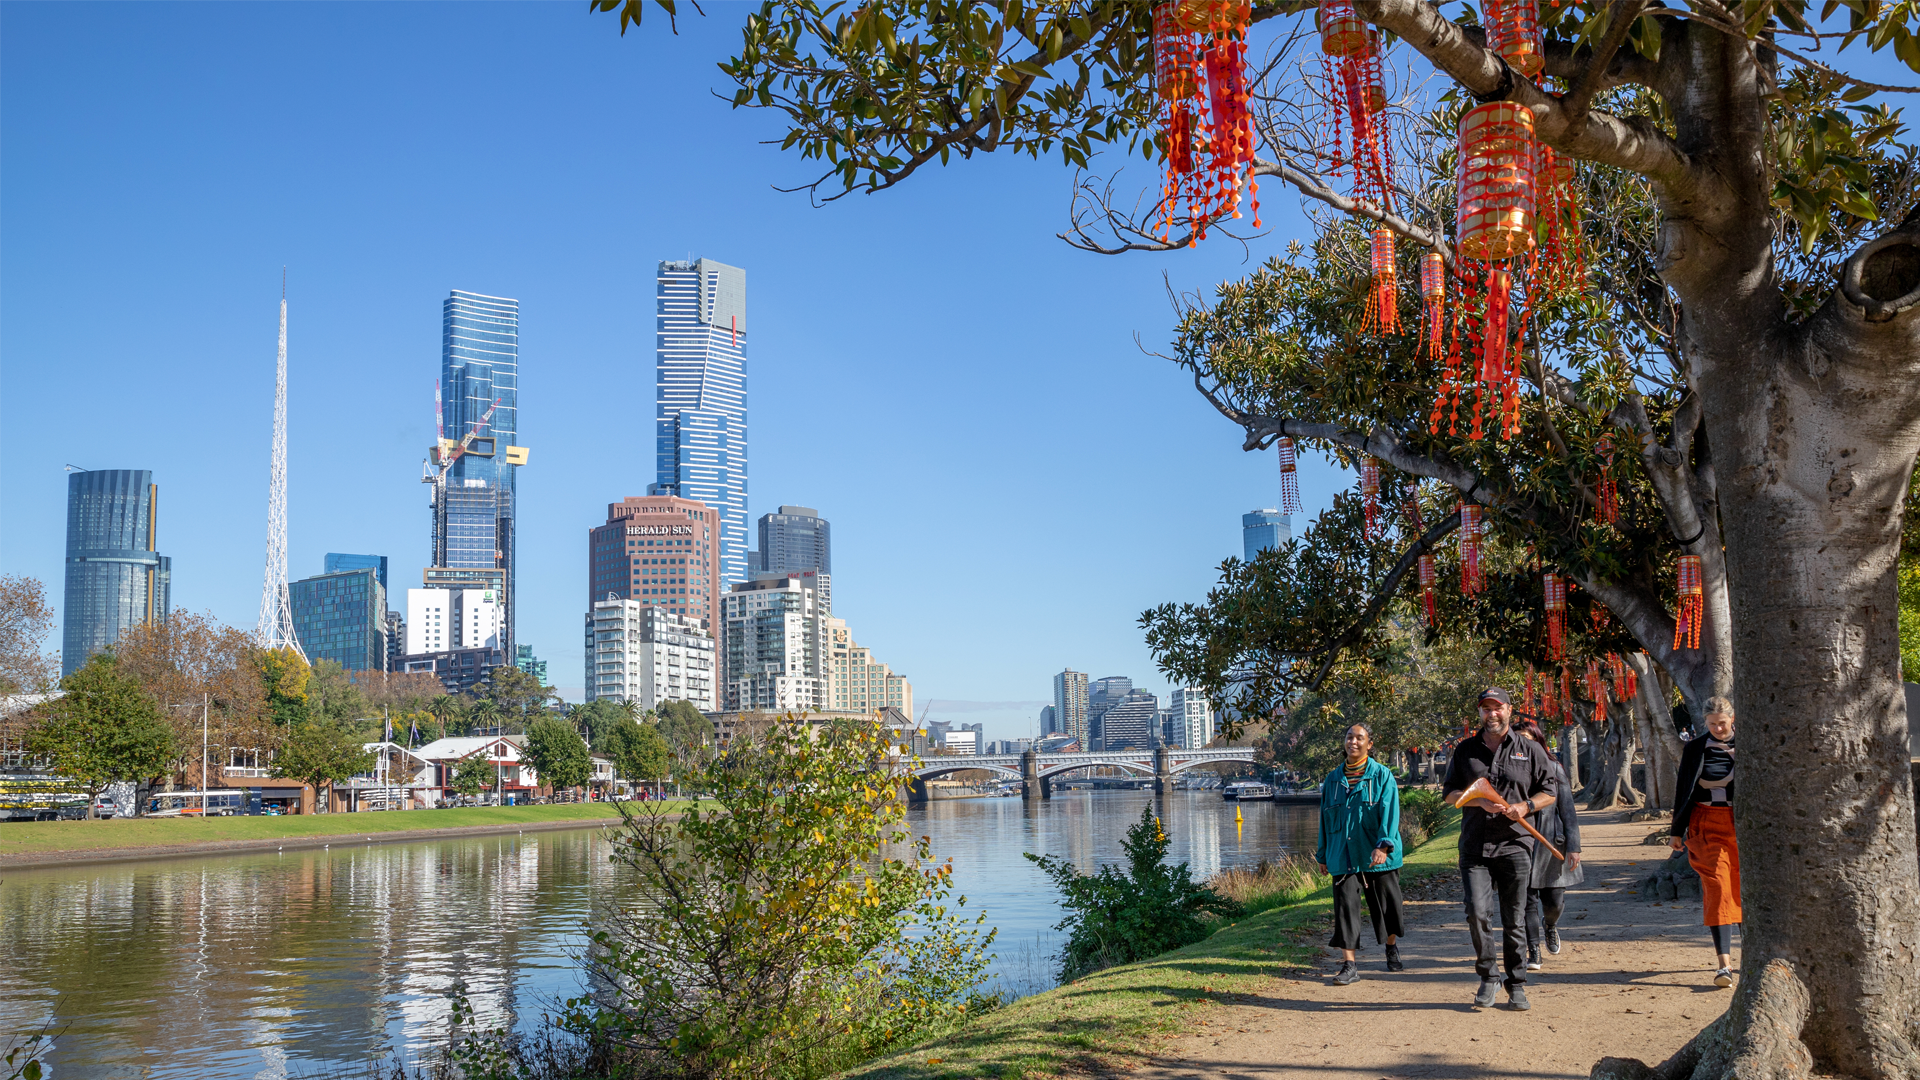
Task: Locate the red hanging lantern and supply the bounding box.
[1523,664,1537,716]
[1537,144,1587,298]
[1420,249,1446,363]
[1485,0,1544,77]
[1543,572,1567,659]
[1418,554,1437,627]
[1364,227,1400,335]
[1585,659,1607,724]
[1674,554,1704,650]
[1595,433,1619,525]
[1276,436,1302,514]
[1560,665,1575,723]
[1460,503,1483,595]
[1316,0,1394,214]
[1455,102,1536,443]
[1359,456,1382,539]
[1154,1,1259,244]
[1607,652,1628,701]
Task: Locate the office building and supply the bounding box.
[289,567,387,672]
[1039,704,1058,736]
[405,587,502,655]
[1169,687,1216,748]
[429,290,527,654]
[1243,509,1291,561]
[720,575,826,713]
[384,611,406,672]
[398,646,507,696]
[652,259,749,590]
[584,600,716,710]
[823,617,912,716]
[944,729,979,756]
[587,496,721,627]
[1099,690,1159,751]
[61,470,170,677]
[324,553,388,593]
[515,644,548,686]
[756,506,830,576]
[751,567,831,615]
[1087,676,1132,745]
[1052,669,1089,746]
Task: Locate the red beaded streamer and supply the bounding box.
[1154,1,1260,244]
[1585,659,1607,724]
[1359,456,1382,539]
[1674,554,1704,650]
[1418,554,1437,627]
[1561,665,1575,723]
[1595,433,1619,525]
[1523,664,1537,716]
[1460,503,1483,596]
[1543,572,1567,660]
[1364,227,1400,335]
[1277,436,1302,514]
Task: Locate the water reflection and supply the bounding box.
[0,790,1316,1078]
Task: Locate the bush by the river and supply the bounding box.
[1399,787,1453,850]
[1206,856,1323,918]
[1026,805,1242,982]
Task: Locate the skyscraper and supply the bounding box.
[61,470,170,677]
[757,506,829,575]
[652,259,749,590]
[324,553,388,593]
[290,567,387,672]
[1170,687,1216,748]
[1052,669,1089,747]
[432,290,525,653]
[1098,690,1160,751]
[586,496,721,626]
[1243,509,1291,561]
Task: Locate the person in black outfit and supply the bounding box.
[1441,687,1559,1011]
[1514,719,1581,970]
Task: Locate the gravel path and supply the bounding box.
[1137,810,1733,1080]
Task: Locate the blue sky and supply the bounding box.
[0,2,1355,739]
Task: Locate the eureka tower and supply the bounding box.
[650,259,749,588]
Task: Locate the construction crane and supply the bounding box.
[421,392,529,566]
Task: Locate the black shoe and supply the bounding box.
[1332,960,1359,985]
[1472,978,1499,1007]
[1508,985,1532,1011]
[1385,943,1404,972]
[1545,928,1562,955]
[1526,947,1543,971]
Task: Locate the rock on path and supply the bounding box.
[1139,810,1735,1080]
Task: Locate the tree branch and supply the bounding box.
[1302,511,1463,693]
[1564,1,1650,124]
[1255,157,1454,261]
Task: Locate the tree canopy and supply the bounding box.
[30,654,176,815]
[523,714,592,791]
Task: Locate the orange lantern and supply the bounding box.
[1455,101,1536,442]
[1317,0,1370,55]
[1153,1,1259,243]
[1674,555,1704,649]
[1418,554,1437,626]
[1543,572,1566,659]
[1317,0,1393,214]
[1364,227,1400,335]
[1359,456,1382,539]
[1276,436,1302,514]
[1460,503,1483,596]
[1486,0,1544,77]
[1595,433,1619,525]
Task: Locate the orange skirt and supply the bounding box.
[1686,805,1742,926]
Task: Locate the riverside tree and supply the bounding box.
[523,714,592,794]
[270,720,376,813]
[0,574,59,695]
[28,654,176,818]
[594,3,1920,1073]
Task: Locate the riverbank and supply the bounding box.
[840,818,1466,1080]
[0,802,675,868]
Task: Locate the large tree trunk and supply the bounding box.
[1586,700,1642,811]
[1631,653,1686,813]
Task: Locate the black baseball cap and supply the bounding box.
[1478,687,1511,706]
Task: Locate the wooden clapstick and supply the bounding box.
[1458,776,1564,861]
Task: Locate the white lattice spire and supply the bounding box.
[256,277,305,659]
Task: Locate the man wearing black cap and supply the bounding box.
[1441,687,1559,1010]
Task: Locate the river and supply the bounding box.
[0,789,1317,1079]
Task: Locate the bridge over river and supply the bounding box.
[907,746,1256,801]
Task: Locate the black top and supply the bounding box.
[1671,732,1737,837]
[1442,729,1560,858]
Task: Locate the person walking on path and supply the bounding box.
[1514,719,1581,971]
[1669,695,1741,987]
[1442,688,1559,1011]
[1317,722,1406,985]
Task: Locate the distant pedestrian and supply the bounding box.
[1514,720,1581,970]
[1442,688,1559,1011]
[1670,695,1741,987]
[1317,723,1406,985]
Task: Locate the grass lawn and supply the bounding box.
[842,817,1464,1080]
[0,801,682,857]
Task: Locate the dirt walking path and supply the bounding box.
[1139,810,1733,1080]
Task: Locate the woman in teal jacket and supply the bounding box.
[1317,723,1406,985]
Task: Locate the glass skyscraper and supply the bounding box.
[1242,509,1291,561]
[324,552,387,593]
[62,469,170,677]
[290,568,387,672]
[434,290,523,653]
[756,505,830,576]
[652,259,748,589]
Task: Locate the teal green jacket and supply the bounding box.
[1317,758,1404,875]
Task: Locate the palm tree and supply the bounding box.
[426,694,461,740]
[469,698,502,735]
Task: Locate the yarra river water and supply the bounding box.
[0,790,1318,1079]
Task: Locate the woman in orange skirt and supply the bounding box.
[1669,696,1740,987]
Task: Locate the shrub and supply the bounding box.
[1205,856,1324,919]
[1399,787,1453,849]
[1026,805,1243,982]
[565,716,992,1079]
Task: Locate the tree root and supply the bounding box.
[1591,959,1812,1080]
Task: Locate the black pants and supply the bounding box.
[1330,868,1405,950]
[1462,849,1532,987]
[1526,887,1567,950]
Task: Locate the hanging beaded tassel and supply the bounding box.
[1363,228,1400,335]
[1541,664,1557,721]
[1583,659,1605,724]
[1418,554,1437,626]
[1523,664,1537,716]
[1419,250,1445,364]
[1674,554,1704,650]
[1317,0,1394,213]
[1455,101,1536,443]
[1359,456,1382,539]
[1460,503,1483,596]
[1543,572,1567,660]
[1561,665,1576,723]
[1607,652,1628,701]
[1277,436,1302,514]
[1595,433,1619,525]
[1154,1,1259,244]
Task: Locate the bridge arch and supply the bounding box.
[1037,759,1157,780]
[913,763,1023,782]
[1164,753,1256,775]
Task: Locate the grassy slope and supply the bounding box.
[0,802,661,856]
[844,819,1464,1080]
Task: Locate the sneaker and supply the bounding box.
[1508,985,1532,1011]
[1332,960,1359,985]
[1545,928,1562,955]
[1472,978,1499,1007]
[1714,968,1733,988]
[1385,943,1404,972]
[1526,947,1543,971]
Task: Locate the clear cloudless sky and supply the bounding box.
[4,2,1390,739]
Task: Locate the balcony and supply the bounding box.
[224,766,272,779]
